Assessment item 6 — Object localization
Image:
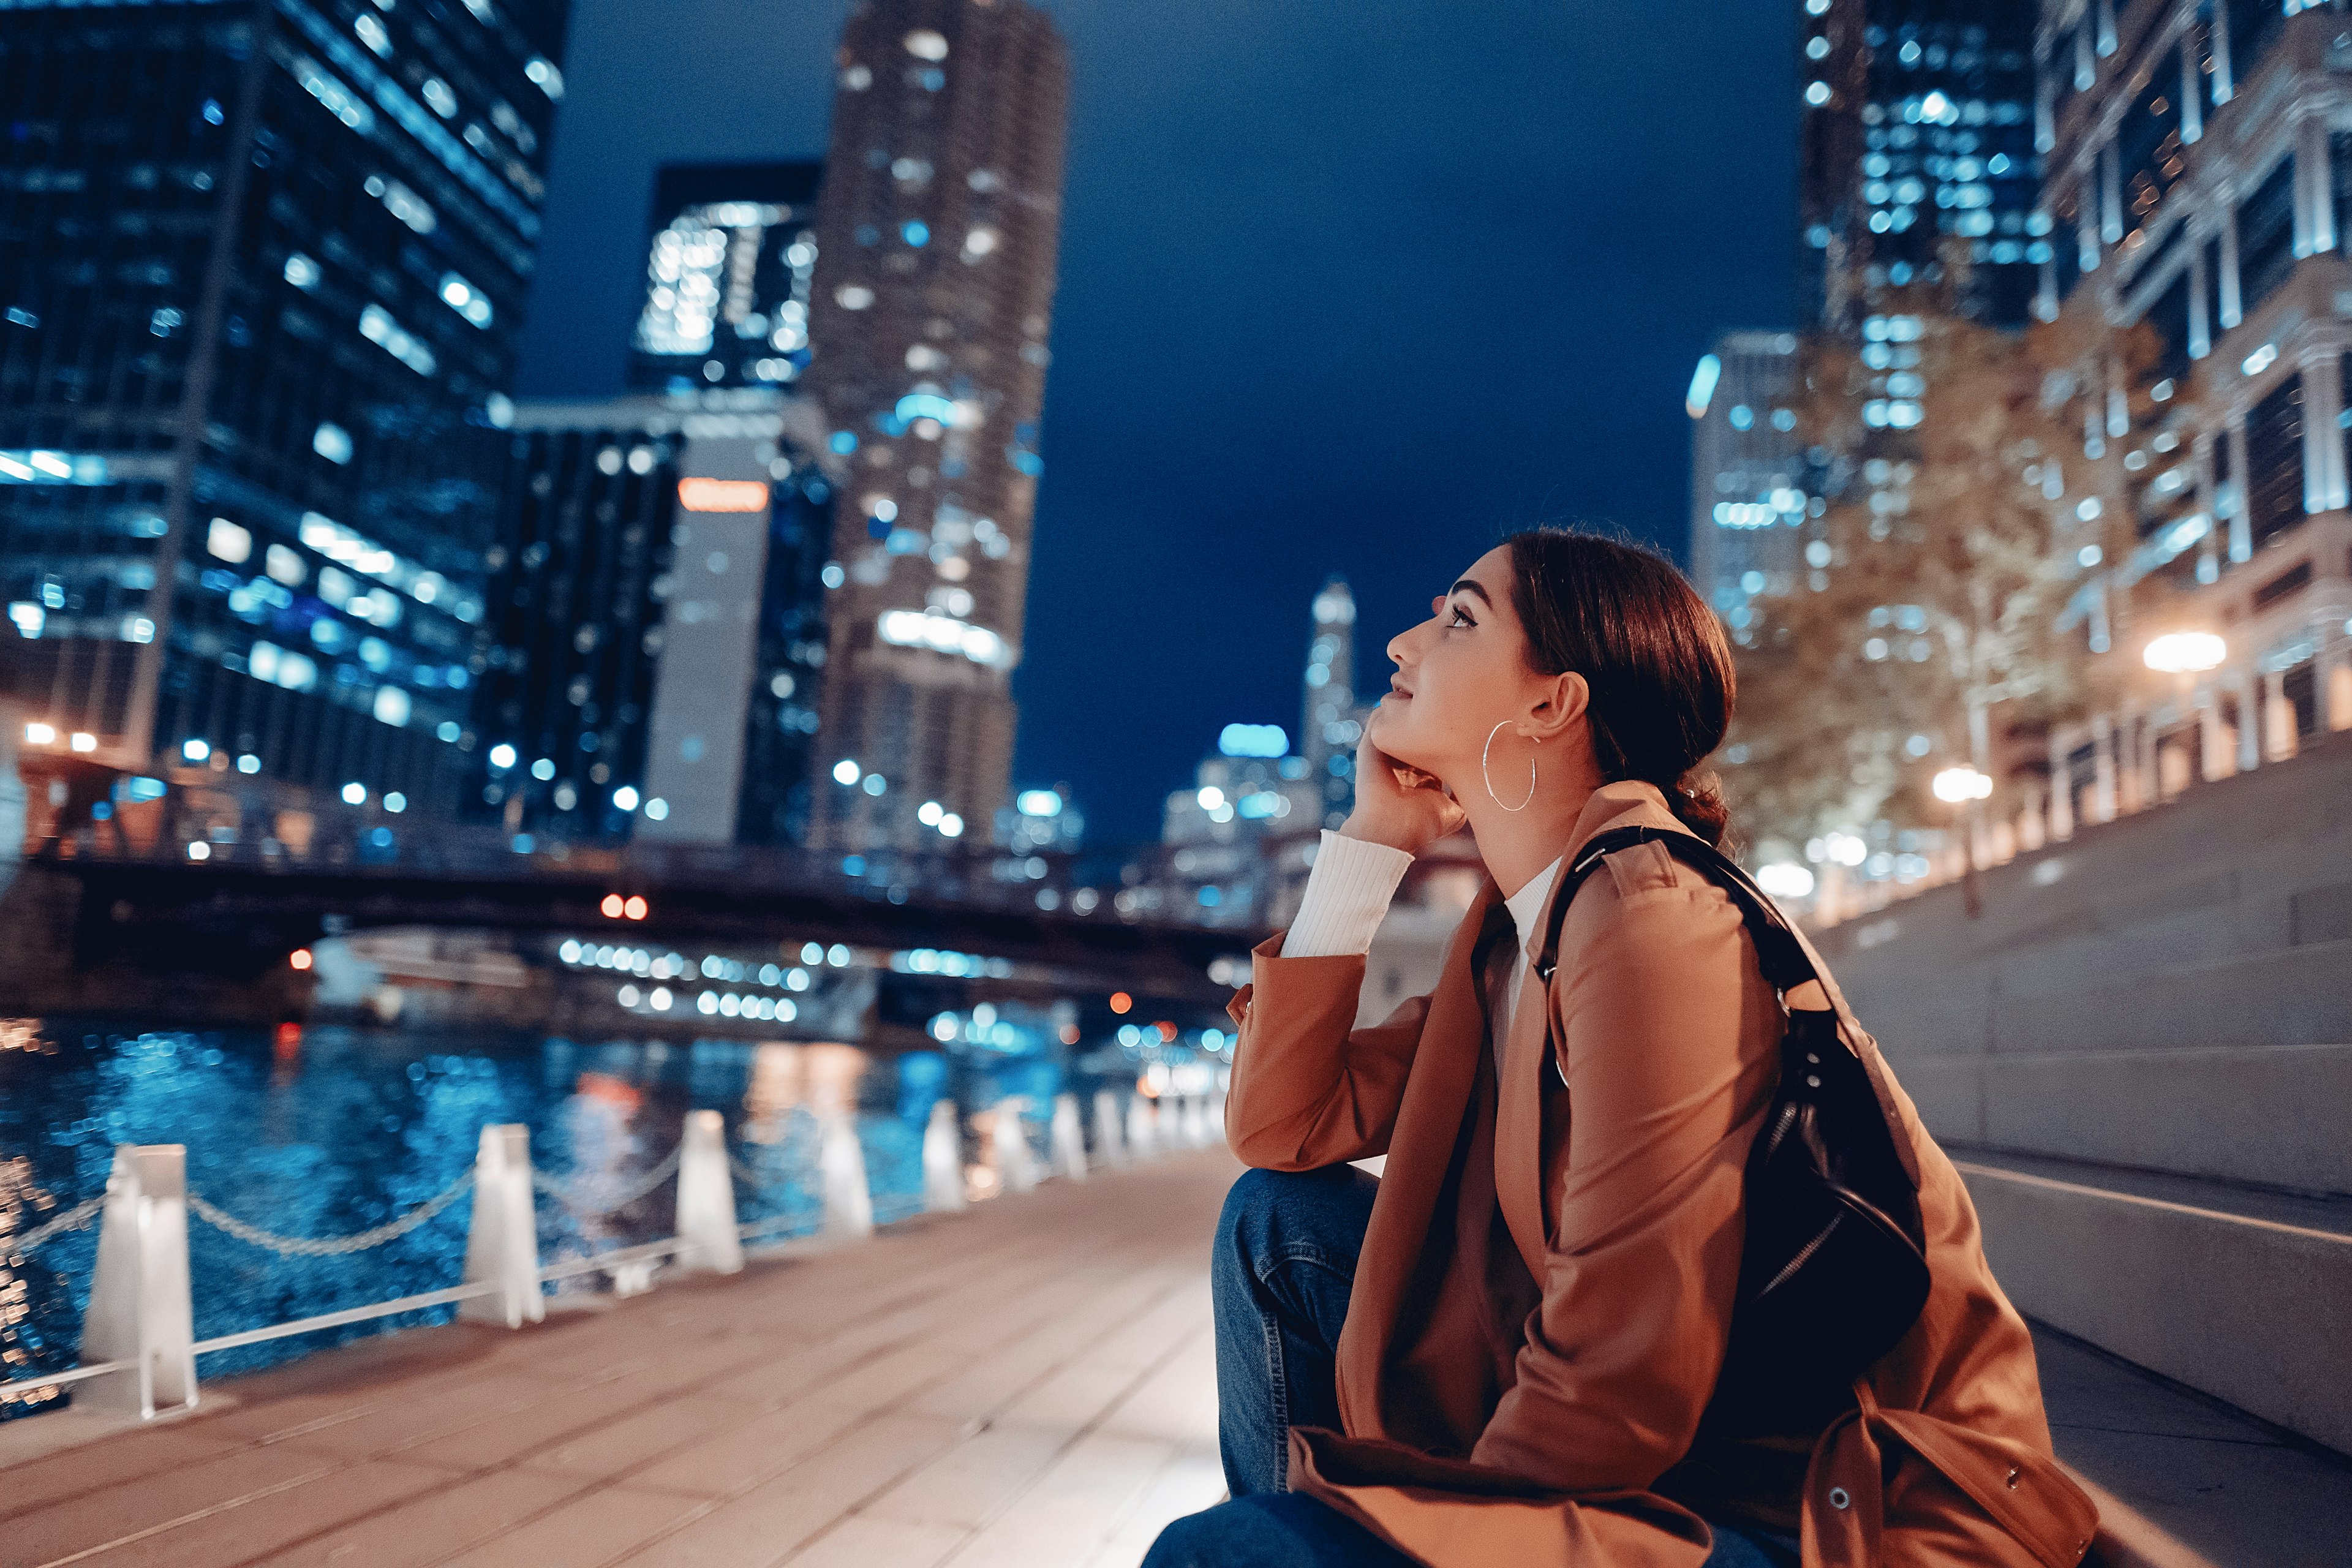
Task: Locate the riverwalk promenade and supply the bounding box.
[2,1147,2347,1568]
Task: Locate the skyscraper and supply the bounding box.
[627,161,823,395]
[1301,578,1362,830]
[0,0,570,813]
[1686,332,1810,649]
[470,390,835,847]
[802,0,1068,859]
[1798,1,2042,330]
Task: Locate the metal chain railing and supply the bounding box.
[532,1143,682,1217]
[187,1170,475,1257]
[7,1196,105,1255]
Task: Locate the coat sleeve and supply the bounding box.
[1469,863,1780,1491]
[1222,930,1432,1170]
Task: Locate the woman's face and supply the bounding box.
[1369,545,1571,783]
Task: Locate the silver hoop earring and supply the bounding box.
[1482,721,1538,812]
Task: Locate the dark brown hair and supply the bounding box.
[1503,527,1736,846]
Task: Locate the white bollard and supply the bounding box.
[1182,1094,1211,1148]
[1206,1091,1228,1152]
[922,1098,967,1214]
[820,1112,874,1238]
[80,1144,197,1419]
[461,1124,544,1327]
[673,1110,743,1275]
[1050,1092,1088,1182]
[993,1096,1039,1193]
[1126,1094,1159,1160]
[1092,1090,1128,1167]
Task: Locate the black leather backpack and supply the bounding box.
[1532,826,1932,1433]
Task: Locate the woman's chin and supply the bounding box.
[1370,716,1440,779]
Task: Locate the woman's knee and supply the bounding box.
[1217,1167,1294,1251]
[1139,1504,1219,1568]
[1215,1166,1373,1285]
[1146,1494,1411,1568]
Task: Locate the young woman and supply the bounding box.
[1145,530,2094,1568]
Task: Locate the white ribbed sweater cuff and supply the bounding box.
[1280,830,1414,957]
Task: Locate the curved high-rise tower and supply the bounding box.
[802,0,1068,858]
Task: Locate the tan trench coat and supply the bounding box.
[1223,781,2097,1567]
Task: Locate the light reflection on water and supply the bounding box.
[0,1021,1092,1420]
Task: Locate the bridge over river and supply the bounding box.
[0,839,1248,1034]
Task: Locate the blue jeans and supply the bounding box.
[1145,1167,1801,1568]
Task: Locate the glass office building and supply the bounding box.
[627,160,823,396]
[472,391,835,847]
[1801,0,2042,329]
[1686,331,1811,648]
[0,0,568,812]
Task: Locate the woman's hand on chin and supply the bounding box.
[1340,728,1466,857]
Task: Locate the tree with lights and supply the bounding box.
[1723,285,2169,871]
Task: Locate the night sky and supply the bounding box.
[518,1,1800,843]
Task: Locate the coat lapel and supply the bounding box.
[1336,874,1504,1437]
[1492,940,1553,1280]
[1492,783,1698,1282]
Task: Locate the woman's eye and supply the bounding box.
[1447,605,1474,628]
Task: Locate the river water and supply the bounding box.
[0,1017,1179,1420]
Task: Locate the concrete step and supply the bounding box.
[1895,1044,2352,1194]
[2038,1324,2352,1568]
[1811,729,2352,976]
[1954,1148,2352,1457]
[1830,834,2352,980]
[1848,935,2352,1058]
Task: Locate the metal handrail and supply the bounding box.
[0,1089,1205,1411]
[1,1360,130,1393]
[189,1282,500,1355]
[0,1130,716,1401]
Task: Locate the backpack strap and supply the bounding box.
[1530,825,1819,996]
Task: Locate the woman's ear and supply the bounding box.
[1525,671,1588,744]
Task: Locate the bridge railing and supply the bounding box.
[57,823,1055,906]
[0,1088,1225,1422]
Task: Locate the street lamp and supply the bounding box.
[2143,631,2226,791]
[2142,631,2226,675]
[1930,765,1993,804]
[1931,766,1993,919]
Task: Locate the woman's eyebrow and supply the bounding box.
[1446,578,1493,608]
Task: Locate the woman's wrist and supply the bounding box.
[1336,812,1425,856]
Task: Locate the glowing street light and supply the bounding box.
[1931,765,1994,803]
[2143,631,2226,675]
[1756,862,1817,900]
[1932,764,1993,919]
